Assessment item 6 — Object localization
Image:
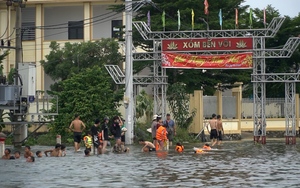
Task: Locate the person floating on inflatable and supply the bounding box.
[193,147,205,154]
[175,143,184,152]
[202,143,211,150]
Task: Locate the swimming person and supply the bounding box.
[36,151,43,158]
[2,148,13,160]
[26,156,35,162]
[84,149,91,157]
[202,143,211,150]
[69,114,86,152]
[61,144,66,157]
[24,146,34,158]
[14,151,21,159]
[44,144,62,157]
[139,139,156,152]
[175,143,184,152]
[194,147,205,154]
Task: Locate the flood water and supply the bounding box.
[1,140,300,187]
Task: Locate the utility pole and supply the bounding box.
[15,4,22,86]
[124,0,134,145]
[13,2,25,147]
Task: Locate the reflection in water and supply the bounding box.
[0,140,300,187]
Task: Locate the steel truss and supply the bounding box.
[105,15,300,143]
[104,64,167,85]
[285,82,296,137]
[133,17,285,40]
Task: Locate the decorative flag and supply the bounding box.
[204,0,209,15]
[249,8,253,27]
[162,11,166,29]
[177,10,181,31]
[147,11,151,28]
[235,8,238,27]
[191,9,195,30]
[219,9,222,27]
[263,8,266,26]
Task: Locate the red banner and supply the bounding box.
[162,38,253,51]
[161,52,253,69]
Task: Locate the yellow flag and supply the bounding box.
[191,9,195,30]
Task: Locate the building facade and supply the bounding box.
[0,0,123,92]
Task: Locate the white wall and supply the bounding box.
[44,6,84,41]
[92,5,123,39]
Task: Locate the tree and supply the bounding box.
[49,66,123,137]
[41,39,123,83]
[135,89,154,123]
[242,6,300,97]
[41,39,124,136]
[166,82,196,129]
[112,0,253,95]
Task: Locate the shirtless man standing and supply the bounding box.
[208,114,218,147]
[69,114,86,152]
[217,115,224,145]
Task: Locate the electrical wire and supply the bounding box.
[18,14,122,48]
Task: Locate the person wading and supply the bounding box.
[164,113,176,147]
[208,114,218,147]
[69,114,86,152]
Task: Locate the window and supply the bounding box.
[68,21,84,39]
[22,22,35,41]
[111,20,123,39]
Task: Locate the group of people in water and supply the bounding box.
[1,144,66,162]
[139,113,220,154]
[69,114,129,156]
[1,113,224,160]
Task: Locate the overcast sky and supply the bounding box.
[243,0,300,17]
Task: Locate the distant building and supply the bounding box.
[0,0,123,92]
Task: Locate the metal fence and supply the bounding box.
[203,96,236,119]
[242,98,285,119]
[203,97,286,119]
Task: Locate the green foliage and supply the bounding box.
[49,66,122,137]
[167,82,196,129]
[135,90,154,123]
[0,50,9,76]
[134,122,152,142]
[111,1,300,97]
[7,68,15,84]
[41,39,123,82]
[41,40,124,137]
[134,122,196,144]
[173,127,195,143]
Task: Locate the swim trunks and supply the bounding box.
[147,146,156,152]
[218,131,223,140]
[73,132,82,143]
[210,129,218,139]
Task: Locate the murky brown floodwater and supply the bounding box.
[1,140,300,188]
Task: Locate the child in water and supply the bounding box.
[84,149,91,157]
[175,143,184,152]
[202,143,211,150]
